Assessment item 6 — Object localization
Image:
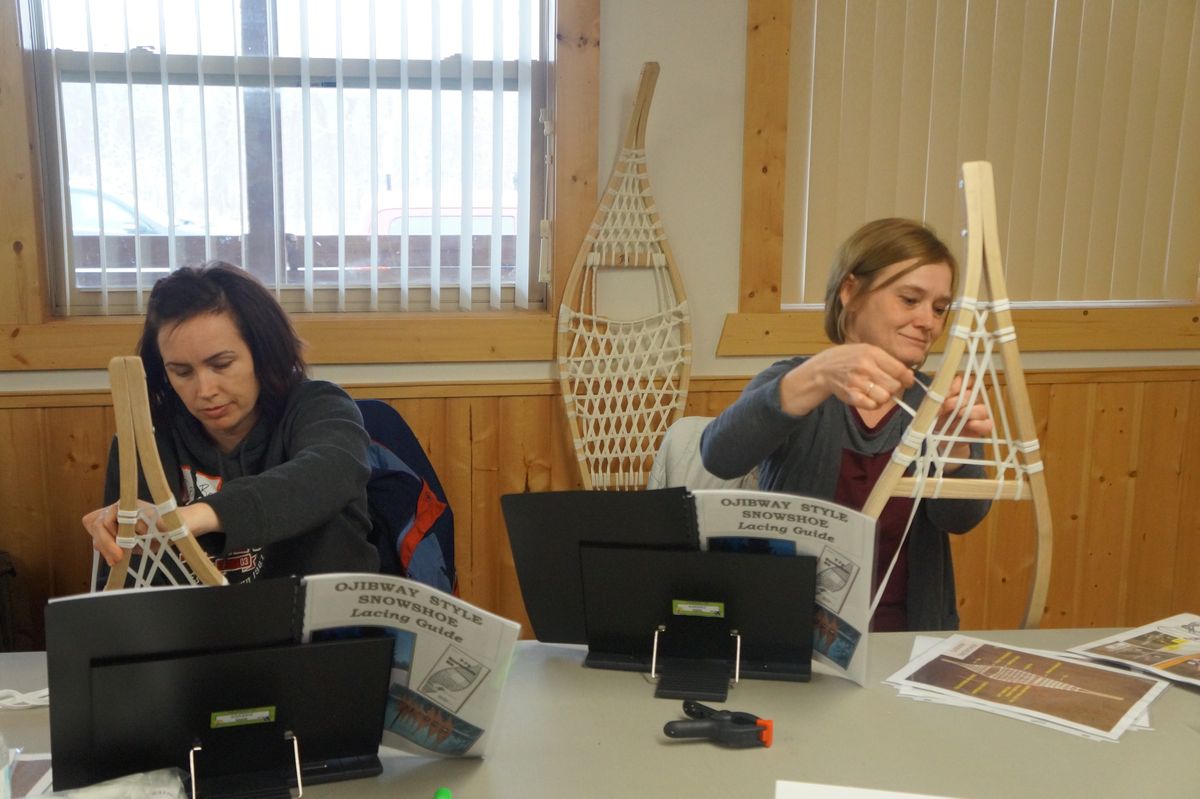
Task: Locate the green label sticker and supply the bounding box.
[672,599,725,618]
[210,706,276,729]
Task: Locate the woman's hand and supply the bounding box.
[780,343,917,416]
[938,375,994,438]
[937,375,994,472]
[81,500,221,567]
[81,500,155,567]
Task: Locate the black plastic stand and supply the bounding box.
[650,623,742,702]
[189,732,302,798]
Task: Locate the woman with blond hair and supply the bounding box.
[702,218,992,631]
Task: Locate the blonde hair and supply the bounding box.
[823,218,958,343]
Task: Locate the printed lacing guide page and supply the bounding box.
[690,489,877,685]
[301,573,520,758]
[886,634,1169,741]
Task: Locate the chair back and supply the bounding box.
[646,416,758,491]
[356,400,456,594]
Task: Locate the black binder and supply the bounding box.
[580,546,815,674]
[502,489,817,698]
[501,488,698,643]
[45,578,392,796]
[580,546,815,698]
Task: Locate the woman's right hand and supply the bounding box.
[80,500,155,567]
[780,343,916,416]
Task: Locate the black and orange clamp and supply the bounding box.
[662,700,773,748]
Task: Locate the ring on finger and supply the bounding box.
[865,381,876,396]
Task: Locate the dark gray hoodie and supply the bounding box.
[103,379,379,582]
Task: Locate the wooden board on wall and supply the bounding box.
[1126,381,1191,623]
[1036,382,1093,628]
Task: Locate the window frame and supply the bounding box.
[723,0,1199,357]
[38,6,542,315]
[0,0,600,369]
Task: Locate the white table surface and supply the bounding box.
[3,629,1199,798]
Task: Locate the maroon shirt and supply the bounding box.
[835,405,914,632]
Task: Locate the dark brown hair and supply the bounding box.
[138,261,307,427]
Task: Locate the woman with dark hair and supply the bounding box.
[82,261,379,583]
[701,218,992,632]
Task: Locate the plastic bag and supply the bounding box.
[43,768,187,799]
[0,735,15,799]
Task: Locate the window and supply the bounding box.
[721,0,1198,357]
[30,0,548,315]
[780,0,1198,308]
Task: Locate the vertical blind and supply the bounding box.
[782,0,1199,307]
[31,0,544,316]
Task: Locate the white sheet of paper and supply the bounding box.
[777,781,956,798]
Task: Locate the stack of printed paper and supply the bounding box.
[885,634,1169,741]
[1069,613,1200,688]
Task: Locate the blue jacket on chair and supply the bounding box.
[356,400,457,594]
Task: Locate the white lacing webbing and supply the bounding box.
[559,147,690,488]
[869,298,1043,619]
[0,686,49,709]
[115,503,203,587]
[559,295,690,489]
[584,149,667,268]
[115,508,142,533]
[890,298,1040,499]
[559,271,689,489]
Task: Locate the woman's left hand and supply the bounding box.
[936,376,994,473]
[937,375,994,439]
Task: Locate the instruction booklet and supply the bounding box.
[301,573,521,758]
[691,489,877,685]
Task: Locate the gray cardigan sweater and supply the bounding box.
[103,378,379,581]
[700,356,990,631]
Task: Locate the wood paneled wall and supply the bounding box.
[3,367,1198,648]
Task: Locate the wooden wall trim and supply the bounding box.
[0,391,114,409]
[0,0,48,329]
[552,0,601,313]
[738,0,792,313]
[718,305,1200,355]
[0,380,562,408]
[4,366,1198,410]
[0,312,563,375]
[0,312,559,371]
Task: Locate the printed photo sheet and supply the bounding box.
[897,636,1152,741]
[885,635,1169,741]
[1069,613,1200,689]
